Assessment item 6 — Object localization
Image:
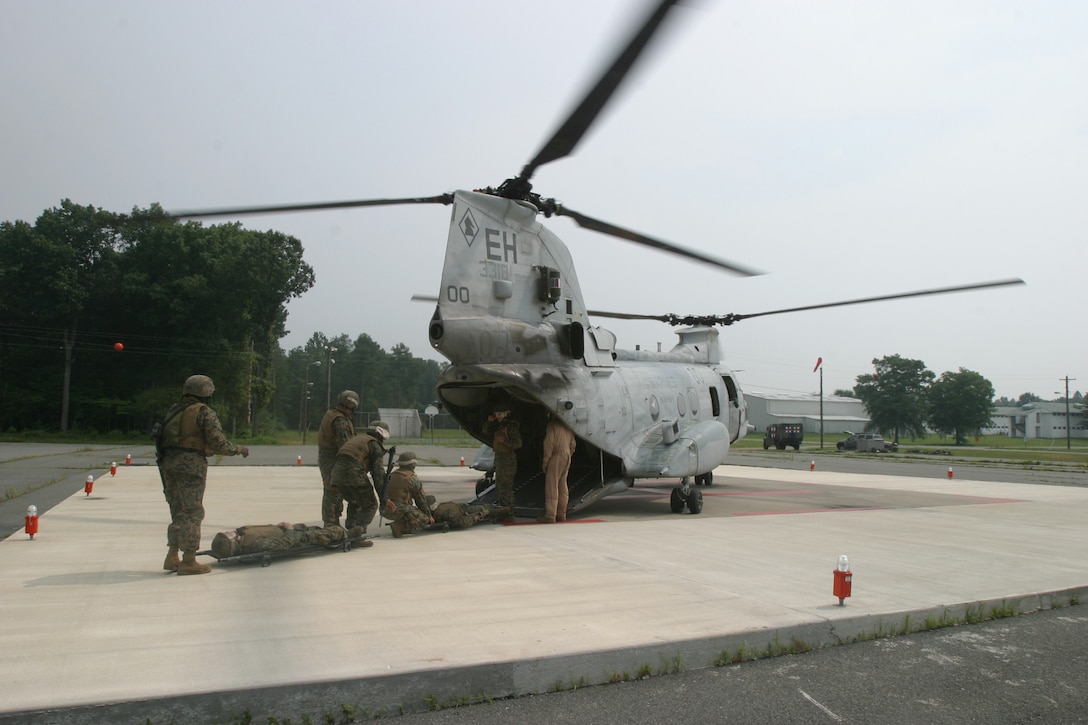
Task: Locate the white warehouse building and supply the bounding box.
[744,391,870,436]
[984,402,1087,440]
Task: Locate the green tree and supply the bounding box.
[0,201,123,431]
[118,211,314,435]
[853,355,934,442]
[1017,392,1042,406]
[927,368,996,445]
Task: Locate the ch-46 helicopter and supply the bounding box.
[166,0,1023,518]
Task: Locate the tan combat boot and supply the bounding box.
[390,521,404,538]
[177,551,211,576]
[163,545,180,572]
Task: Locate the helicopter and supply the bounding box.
[167,0,1024,517]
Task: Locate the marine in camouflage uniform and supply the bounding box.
[482,408,521,513]
[317,390,359,526]
[330,422,390,533]
[381,451,434,538]
[209,522,368,559]
[157,375,249,575]
[432,501,511,529]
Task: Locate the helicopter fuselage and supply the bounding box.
[426,191,747,514]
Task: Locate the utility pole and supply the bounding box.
[301,360,320,444]
[814,357,824,449]
[325,345,336,410]
[1060,376,1076,450]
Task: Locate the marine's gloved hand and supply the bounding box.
[239,446,250,458]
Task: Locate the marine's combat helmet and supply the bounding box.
[370,421,391,440]
[397,451,417,469]
[337,390,359,409]
[183,374,215,398]
[210,530,239,559]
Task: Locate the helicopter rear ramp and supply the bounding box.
[471,457,627,515]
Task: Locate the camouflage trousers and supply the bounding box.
[159,450,208,552]
[318,447,345,526]
[382,505,431,534]
[248,524,347,553]
[494,452,517,509]
[331,457,378,531]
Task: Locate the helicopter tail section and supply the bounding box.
[429,190,592,367]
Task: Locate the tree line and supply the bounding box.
[0,200,444,437]
[846,354,1084,445]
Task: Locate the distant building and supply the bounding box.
[376,408,422,438]
[986,402,1088,440]
[744,391,869,436]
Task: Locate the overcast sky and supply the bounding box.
[2,1,1084,401]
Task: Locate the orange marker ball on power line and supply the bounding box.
[113,342,124,351]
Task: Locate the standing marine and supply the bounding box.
[317,389,359,526]
[482,407,521,516]
[330,421,391,533]
[381,451,434,538]
[156,374,249,575]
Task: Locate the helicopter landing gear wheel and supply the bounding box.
[670,478,703,514]
[669,487,685,513]
[687,488,703,514]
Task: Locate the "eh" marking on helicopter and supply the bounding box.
[484,228,518,265]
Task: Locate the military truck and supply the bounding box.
[763,423,804,450]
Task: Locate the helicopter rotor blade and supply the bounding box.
[727,278,1026,323]
[505,0,681,195]
[556,205,762,276]
[637,278,1025,327]
[416,294,675,324]
[588,309,673,322]
[163,194,454,220]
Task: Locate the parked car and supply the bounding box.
[836,432,898,452]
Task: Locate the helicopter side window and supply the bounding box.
[722,375,739,407]
[568,322,585,360]
[709,387,721,417]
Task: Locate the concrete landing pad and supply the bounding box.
[1,463,1086,723]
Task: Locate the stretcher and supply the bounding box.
[197,533,373,568]
[381,520,451,538]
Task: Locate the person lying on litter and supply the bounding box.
[431,501,512,529]
[210,522,370,559]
